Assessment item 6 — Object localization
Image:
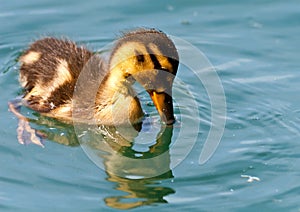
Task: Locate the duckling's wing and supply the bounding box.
[19,38,107,119]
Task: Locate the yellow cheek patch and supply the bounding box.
[109,41,155,80]
[110,42,147,70]
[20,51,42,65]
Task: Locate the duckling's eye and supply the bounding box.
[124,72,131,79]
[134,50,145,63]
[136,54,145,63]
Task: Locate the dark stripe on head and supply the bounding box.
[167,57,178,75]
[146,46,163,70]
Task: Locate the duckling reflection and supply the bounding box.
[13,113,175,209]
[82,124,174,178]
[105,170,174,210]
[90,124,176,210]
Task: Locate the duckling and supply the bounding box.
[13,28,179,129]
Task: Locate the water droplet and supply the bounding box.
[181,20,191,25]
[146,101,154,106]
[167,5,174,11]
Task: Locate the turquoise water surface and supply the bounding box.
[1,0,300,211]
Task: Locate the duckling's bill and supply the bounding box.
[148,90,175,125]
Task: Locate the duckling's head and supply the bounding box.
[108,29,179,125]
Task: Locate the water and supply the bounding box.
[1,0,300,211]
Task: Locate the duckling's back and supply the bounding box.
[19,38,93,114]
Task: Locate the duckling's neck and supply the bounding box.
[94,71,143,126]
